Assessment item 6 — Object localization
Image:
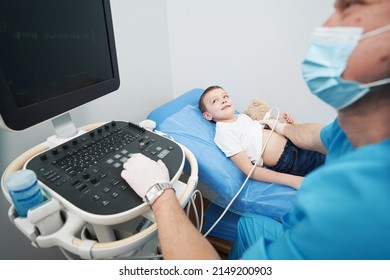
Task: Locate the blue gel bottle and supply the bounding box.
[5,169,45,217]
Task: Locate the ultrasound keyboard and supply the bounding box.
[25,121,184,216]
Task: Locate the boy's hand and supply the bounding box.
[281,113,294,124]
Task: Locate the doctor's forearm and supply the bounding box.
[151,189,220,260]
[283,123,327,154]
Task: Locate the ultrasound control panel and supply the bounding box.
[25,121,184,216]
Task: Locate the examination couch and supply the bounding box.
[147,88,297,253]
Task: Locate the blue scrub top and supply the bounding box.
[320,118,354,162]
[237,119,390,259]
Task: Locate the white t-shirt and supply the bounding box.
[215,114,263,165]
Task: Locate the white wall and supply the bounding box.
[166,0,336,123]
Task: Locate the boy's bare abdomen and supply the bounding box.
[262,129,287,167]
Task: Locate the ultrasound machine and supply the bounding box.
[0,0,198,259]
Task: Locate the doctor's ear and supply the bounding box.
[202,111,213,121]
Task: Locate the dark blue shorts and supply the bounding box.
[267,139,325,176]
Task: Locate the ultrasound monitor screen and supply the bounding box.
[0,0,119,130]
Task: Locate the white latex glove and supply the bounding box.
[121,153,170,199]
[258,119,287,135]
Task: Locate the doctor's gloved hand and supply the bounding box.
[121,153,170,199]
[259,119,287,135]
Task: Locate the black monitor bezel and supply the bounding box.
[0,0,120,131]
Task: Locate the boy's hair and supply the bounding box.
[198,85,223,113]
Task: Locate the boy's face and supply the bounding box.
[202,88,235,122]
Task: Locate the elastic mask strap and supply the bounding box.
[360,24,390,40]
[363,77,390,88]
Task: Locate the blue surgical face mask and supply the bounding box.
[302,25,390,110]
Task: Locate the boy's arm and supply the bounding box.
[230,152,303,189]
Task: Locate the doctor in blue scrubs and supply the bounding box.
[121,0,390,259]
